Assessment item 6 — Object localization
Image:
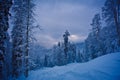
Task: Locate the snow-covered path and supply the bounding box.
[27,53,120,80]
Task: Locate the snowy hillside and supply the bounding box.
[27,52,120,80]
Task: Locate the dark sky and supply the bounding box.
[34,0,105,48]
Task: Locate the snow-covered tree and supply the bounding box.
[76,50,83,62]
[84,14,103,60]
[12,0,36,78]
[67,43,76,63]
[25,0,35,77]
[102,0,120,45]
[52,42,65,66]
[50,41,76,66]
[91,13,101,40]
[0,0,12,80]
[44,54,48,67]
[12,0,26,78]
[84,0,120,61]
[63,30,70,64]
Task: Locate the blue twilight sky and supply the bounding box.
[34,0,105,48]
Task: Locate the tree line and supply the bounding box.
[29,0,120,69]
[84,0,120,61]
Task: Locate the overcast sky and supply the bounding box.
[34,0,105,48]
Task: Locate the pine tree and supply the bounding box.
[0,0,12,80]
[91,13,104,58]
[56,42,64,66]
[76,50,82,62]
[44,55,48,67]
[63,30,70,64]
[25,0,38,77]
[12,0,26,78]
[91,13,101,40]
[12,0,36,78]
[67,43,76,63]
[102,0,120,45]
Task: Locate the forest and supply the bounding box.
[0,0,120,80]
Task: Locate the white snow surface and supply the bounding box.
[27,52,120,80]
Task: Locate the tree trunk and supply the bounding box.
[25,0,30,77]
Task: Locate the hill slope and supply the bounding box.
[27,52,120,80]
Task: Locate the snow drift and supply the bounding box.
[27,52,120,80]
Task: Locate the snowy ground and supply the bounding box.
[27,52,120,80]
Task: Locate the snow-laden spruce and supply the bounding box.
[27,52,120,80]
